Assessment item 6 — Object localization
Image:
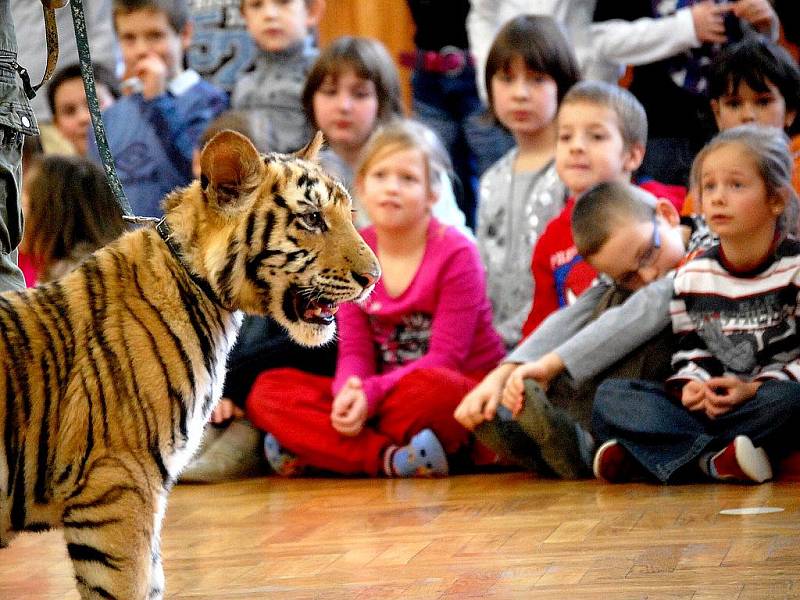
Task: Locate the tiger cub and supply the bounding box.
[0,130,380,599]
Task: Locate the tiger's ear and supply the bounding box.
[294,131,325,164]
[200,130,262,208]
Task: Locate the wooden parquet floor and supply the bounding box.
[2,473,799,599]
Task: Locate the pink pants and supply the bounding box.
[246,366,483,476]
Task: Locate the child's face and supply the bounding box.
[357,147,435,231]
[712,80,796,131]
[313,69,378,154]
[52,78,114,156]
[116,8,191,80]
[556,101,643,197]
[241,0,322,53]
[586,202,686,291]
[699,143,783,243]
[490,55,558,141]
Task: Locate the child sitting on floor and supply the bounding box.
[245,119,505,477]
[474,15,579,348]
[455,181,711,477]
[593,125,800,485]
[521,80,686,336]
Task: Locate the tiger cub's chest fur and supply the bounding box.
[0,231,240,541]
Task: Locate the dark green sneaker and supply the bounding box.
[514,380,593,479]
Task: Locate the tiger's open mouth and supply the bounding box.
[285,287,340,325]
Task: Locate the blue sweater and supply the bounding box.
[89,70,228,218]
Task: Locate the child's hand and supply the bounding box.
[681,380,707,412]
[691,1,733,45]
[209,397,244,425]
[732,0,778,34]
[501,366,528,417]
[130,53,168,100]
[703,376,761,419]
[500,353,565,416]
[454,363,515,429]
[331,376,368,436]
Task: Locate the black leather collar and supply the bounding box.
[155,218,228,310]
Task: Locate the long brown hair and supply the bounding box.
[22,155,126,276]
[302,36,403,128]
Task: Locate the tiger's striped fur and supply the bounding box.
[0,131,379,599]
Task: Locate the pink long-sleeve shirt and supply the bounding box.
[333,218,506,415]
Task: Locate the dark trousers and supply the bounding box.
[592,379,800,483]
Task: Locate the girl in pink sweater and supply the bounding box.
[246,119,505,477]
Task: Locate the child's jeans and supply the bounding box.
[592,378,800,483]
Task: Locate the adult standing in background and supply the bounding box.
[592,0,780,186]
[0,0,42,292]
[11,0,118,120]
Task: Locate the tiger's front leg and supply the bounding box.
[61,455,163,600]
[147,492,169,600]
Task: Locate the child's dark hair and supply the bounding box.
[572,181,656,258]
[708,35,800,131]
[22,155,126,275]
[560,80,648,151]
[302,36,402,129]
[690,124,799,236]
[46,63,120,118]
[484,15,581,123]
[112,0,189,33]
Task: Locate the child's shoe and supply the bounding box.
[593,439,640,483]
[181,419,265,483]
[708,435,772,483]
[263,433,306,477]
[385,429,448,477]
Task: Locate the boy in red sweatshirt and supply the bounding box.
[521,81,685,336]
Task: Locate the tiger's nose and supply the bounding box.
[352,270,379,289]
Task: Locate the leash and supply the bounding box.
[68,0,142,220]
[155,218,229,309]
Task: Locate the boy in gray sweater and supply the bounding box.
[454,181,712,477]
[232,0,324,153]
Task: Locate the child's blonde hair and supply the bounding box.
[355,119,453,197]
[691,124,799,235]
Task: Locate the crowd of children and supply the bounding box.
[14,0,800,486]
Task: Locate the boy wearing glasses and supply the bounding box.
[455,180,712,478]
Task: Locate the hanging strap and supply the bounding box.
[13,0,65,100]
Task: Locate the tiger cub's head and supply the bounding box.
[163,130,380,346]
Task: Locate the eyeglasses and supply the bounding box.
[618,211,661,288]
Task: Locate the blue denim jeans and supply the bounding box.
[592,378,800,483]
[411,65,513,228]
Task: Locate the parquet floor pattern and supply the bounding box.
[2,474,799,599]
